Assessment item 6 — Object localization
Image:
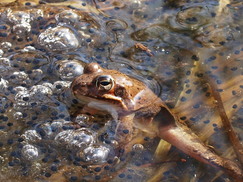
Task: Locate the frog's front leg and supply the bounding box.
[154,107,243,180]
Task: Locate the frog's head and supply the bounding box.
[71,63,158,117]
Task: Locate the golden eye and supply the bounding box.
[95,75,114,91]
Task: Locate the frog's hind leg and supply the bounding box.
[155,107,243,181]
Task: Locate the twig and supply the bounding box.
[204,73,243,166]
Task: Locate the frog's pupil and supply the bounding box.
[100,81,110,86]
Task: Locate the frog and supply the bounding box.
[71,62,243,181]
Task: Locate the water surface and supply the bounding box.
[0,0,242,181]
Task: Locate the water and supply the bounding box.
[0,0,242,181]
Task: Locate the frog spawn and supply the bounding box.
[2,66,131,181]
[20,120,113,164]
[0,5,121,180]
[8,91,122,181]
[0,1,242,182]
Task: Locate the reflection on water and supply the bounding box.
[0,0,242,181]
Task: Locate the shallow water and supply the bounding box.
[0,0,242,182]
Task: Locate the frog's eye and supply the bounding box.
[95,75,114,91]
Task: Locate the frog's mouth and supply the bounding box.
[73,94,123,121]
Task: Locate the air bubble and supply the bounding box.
[54,60,84,80]
[1,42,12,50]
[21,46,36,52]
[7,11,31,24]
[55,128,95,149]
[29,85,53,99]
[55,10,79,26]
[37,26,79,51]
[50,120,67,133]
[0,58,11,73]
[22,130,42,143]
[14,86,27,92]
[74,114,90,126]
[132,144,144,151]
[13,111,23,120]
[13,23,31,36]
[0,78,8,92]
[9,71,30,85]
[80,145,110,163]
[21,144,39,160]
[0,49,3,57]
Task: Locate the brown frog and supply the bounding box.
[71,62,243,181]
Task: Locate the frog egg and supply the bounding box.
[28,69,44,82]
[110,140,119,148]
[0,49,3,57]
[13,23,31,36]
[37,26,79,52]
[13,86,27,93]
[13,111,23,120]
[55,128,95,149]
[10,51,50,69]
[50,120,66,133]
[41,82,53,90]
[172,6,211,31]
[52,81,71,94]
[128,0,143,9]
[106,19,128,32]
[14,90,30,108]
[28,8,44,20]
[1,42,12,50]
[30,85,53,99]
[36,120,70,139]
[21,144,39,161]
[74,114,90,126]
[195,24,240,47]
[55,10,79,26]
[132,144,144,151]
[22,130,42,143]
[14,85,53,109]
[0,78,8,92]
[21,46,36,52]
[7,11,31,24]
[54,60,84,81]
[0,58,11,73]
[80,145,110,163]
[0,96,9,110]
[9,71,30,85]
[36,123,55,139]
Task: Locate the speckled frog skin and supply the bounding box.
[71,63,243,181]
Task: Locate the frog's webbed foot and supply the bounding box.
[154,106,243,180]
